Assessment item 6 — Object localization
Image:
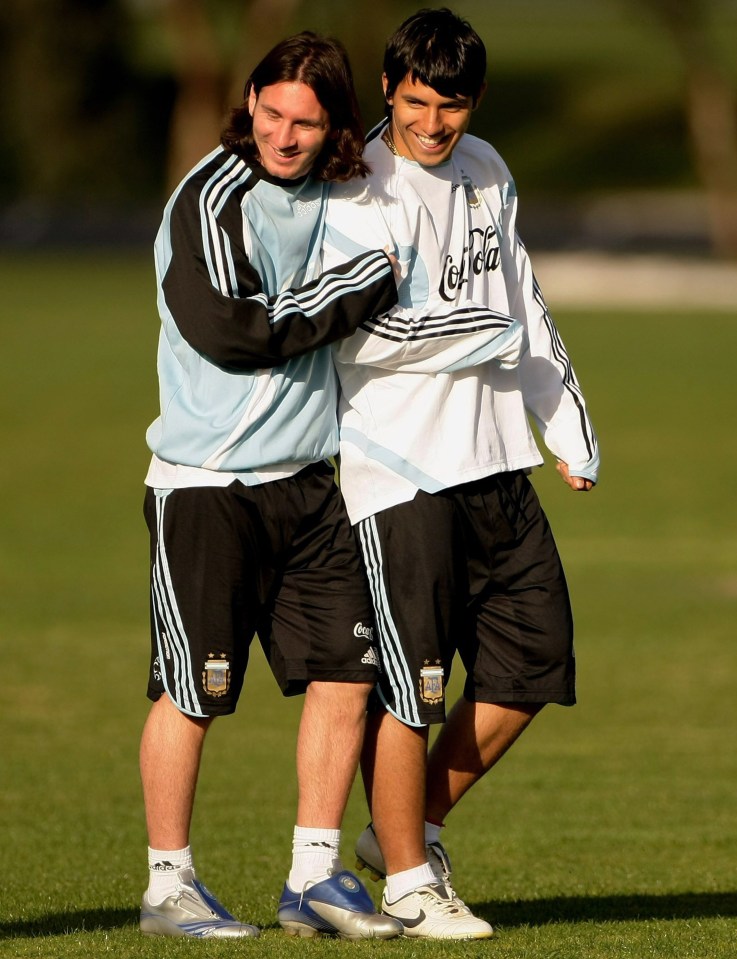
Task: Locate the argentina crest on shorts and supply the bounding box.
[202,653,230,697]
[419,662,444,704]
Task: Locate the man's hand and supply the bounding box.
[556,461,595,492]
[385,250,402,284]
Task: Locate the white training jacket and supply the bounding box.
[323,126,599,524]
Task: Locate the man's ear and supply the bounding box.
[473,81,487,110]
[247,86,257,116]
[381,73,393,106]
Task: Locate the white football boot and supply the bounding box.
[356,822,452,888]
[382,882,493,940]
[356,823,492,939]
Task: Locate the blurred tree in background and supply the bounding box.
[0,0,735,255]
[0,0,172,203]
[633,0,737,256]
[143,0,305,190]
[129,0,402,188]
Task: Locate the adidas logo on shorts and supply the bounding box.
[361,646,380,667]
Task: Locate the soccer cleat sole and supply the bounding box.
[140,913,259,938]
[388,921,494,941]
[280,920,323,938]
[278,907,402,941]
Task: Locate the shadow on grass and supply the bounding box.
[0,907,139,939]
[477,891,737,927]
[1,893,736,939]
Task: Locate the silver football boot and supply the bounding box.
[277,867,402,939]
[140,868,260,938]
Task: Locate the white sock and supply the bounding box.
[385,862,436,903]
[147,845,194,904]
[425,820,443,845]
[288,826,341,891]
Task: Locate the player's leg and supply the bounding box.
[280,680,402,940]
[139,486,259,939]
[262,464,401,939]
[140,692,212,850]
[356,496,454,879]
[426,470,574,855]
[425,699,542,824]
[362,707,428,875]
[295,679,371,828]
[355,495,493,940]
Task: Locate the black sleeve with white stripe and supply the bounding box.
[161,171,397,371]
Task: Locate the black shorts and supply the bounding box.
[357,470,575,726]
[144,462,379,717]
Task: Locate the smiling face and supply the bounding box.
[383,74,477,167]
[248,80,331,180]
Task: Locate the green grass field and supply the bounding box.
[1,253,735,957]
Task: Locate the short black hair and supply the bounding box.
[384,8,486,105]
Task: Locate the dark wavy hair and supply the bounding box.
[383,8,487,106]
[221,32,369,182]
